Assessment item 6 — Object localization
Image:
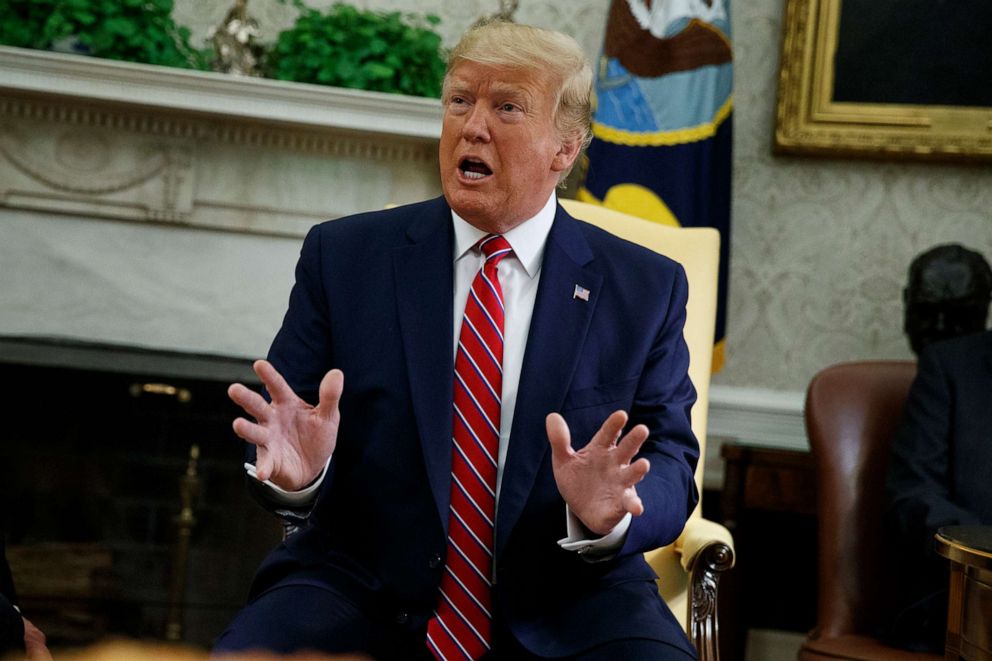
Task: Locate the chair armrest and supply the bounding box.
[679,517,735,573]
[681,518,735,661]
[642,518,735,660]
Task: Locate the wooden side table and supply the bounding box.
[719,443,818,661]
[720,444,817,528]
[935,525,992,661]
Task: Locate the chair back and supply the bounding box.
[559,199,720,508]
[805,360,916,638]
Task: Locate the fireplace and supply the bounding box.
[1,337,283,648]
[0,47,446,650]
[0,45,447,651]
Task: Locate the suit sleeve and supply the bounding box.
[886,344,981,556]
[620,264,700,556]
[266,224,336,404]
[245,224,337,512]
[1,540,25,656]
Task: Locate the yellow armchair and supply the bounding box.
[560,199,735,661]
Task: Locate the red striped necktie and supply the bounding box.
[427,234,512,660]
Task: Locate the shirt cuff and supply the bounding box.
[557,509,632,562]
[243,457,330,507]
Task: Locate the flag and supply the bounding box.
[580,0,733,372]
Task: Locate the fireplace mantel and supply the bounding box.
[0,46,447,359]
[0,45,444,237]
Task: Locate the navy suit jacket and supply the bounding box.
[251,197,699,656]
[884,330,992,647]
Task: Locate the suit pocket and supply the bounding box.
[560,376,640,412]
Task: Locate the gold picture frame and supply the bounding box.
[774,0,992,162]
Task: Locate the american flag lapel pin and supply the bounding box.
[573,284,590,302]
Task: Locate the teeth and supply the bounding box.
[463,171,487,180]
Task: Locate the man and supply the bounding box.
[2,537,52,660]
[884,329,992,652]
[215,20,699,660]
[902,243,992,356]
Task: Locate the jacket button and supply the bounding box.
[428,553,443,569]
[395,611,409,625]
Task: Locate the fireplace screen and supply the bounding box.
[0,338,282,649]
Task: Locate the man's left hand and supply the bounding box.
[546,411,650,536]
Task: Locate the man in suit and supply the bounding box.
[885,329,992,652]
[215,20,699,660]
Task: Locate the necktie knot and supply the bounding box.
[479,234,512,265]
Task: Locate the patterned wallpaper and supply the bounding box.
[174,0,992,392]
[725,0,992,391]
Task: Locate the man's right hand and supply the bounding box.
[228,360,343,492]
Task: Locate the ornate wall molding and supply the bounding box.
[0,46,442,236]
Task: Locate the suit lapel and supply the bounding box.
[393,198,455,529]
[495,206,603,559]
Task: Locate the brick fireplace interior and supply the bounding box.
[1,337,283,649]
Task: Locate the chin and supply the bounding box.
[445,191,499,229]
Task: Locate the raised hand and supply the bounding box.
[228,360,343,491]
[546,410,651,536]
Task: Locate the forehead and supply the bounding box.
[446,61,553,98]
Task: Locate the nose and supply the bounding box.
[461,106,491,143]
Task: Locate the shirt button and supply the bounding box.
[395,611,409,625]
[429,553,443,569]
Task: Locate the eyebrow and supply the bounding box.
[446,77,532,100]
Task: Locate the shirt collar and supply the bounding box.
[451,191,557,279]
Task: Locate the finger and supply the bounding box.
[254,360,298,405]
[254,450,275,483]
[232,417,269,447]
[316,369,344,421]
[546,413,574,462]
[615,424,650,465]
[620,457,651,488]
[591,410,628,449]
[228,383,270,423]
[622,487,645,517]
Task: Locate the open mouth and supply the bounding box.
[459,157,493,180]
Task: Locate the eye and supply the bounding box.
[500,103,519,112]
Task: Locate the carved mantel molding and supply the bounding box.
[0,46,444,237]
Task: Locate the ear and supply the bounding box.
[551,133,583,173]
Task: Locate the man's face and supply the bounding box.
[439,61,581,234]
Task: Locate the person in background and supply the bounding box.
[1,535,53,661]
[885,312,992,652]
[214,19,699,661]
[902,243,992,356]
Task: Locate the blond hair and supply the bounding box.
[444,20,593,161]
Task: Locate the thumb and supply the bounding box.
[545,413,573,462]
[317,369,344,420]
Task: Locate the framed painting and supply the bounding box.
[774,0,992,162]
